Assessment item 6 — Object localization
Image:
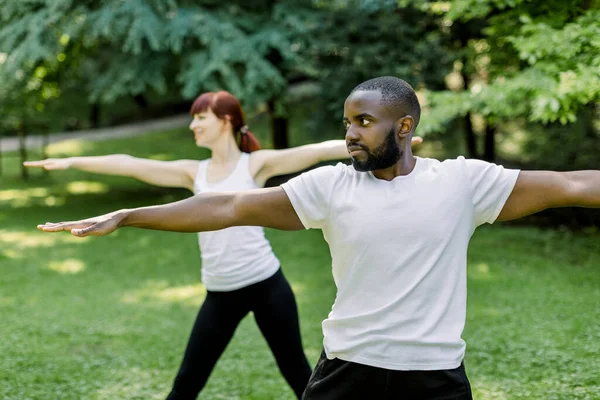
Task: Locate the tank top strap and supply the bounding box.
[227,153,258,189]
[236,152,252,176]
[195,153,257,194]
[193,159,210,193]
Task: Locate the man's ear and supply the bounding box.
[395,116,414,139]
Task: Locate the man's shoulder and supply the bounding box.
[308,162,352,177]
[418,156,465,171]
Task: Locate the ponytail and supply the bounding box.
[238,125,261,153]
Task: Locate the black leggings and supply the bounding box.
[166,269,312,399]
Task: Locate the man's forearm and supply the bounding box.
[120,192,236,232]
[568,170,600,207]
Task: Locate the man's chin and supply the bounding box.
[351,159,372,172]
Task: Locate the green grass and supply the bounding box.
[1,128,599,399]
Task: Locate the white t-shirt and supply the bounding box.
[281,156,520,370]
[194,153,280,291]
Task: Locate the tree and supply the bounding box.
[0,51,63,178]
[291,1,451,140]
[418,0,600,161]
[0,0,313,146]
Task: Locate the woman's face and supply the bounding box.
[188,108,227,148]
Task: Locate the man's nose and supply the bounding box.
[345,127,359,142]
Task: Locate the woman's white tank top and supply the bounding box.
[193,153,280,291]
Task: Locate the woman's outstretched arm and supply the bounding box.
[25,155,199,190]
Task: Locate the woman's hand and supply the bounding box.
[24,158,73,170]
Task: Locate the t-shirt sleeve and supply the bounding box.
[463,158,520,226]
[280,164,340,230]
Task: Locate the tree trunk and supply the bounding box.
[90,103,100,128]
[459,62,478,158]
[268,98,289,149]
[133,94,149,110]
[483,123,496,162]
[18,121,29,180]
[463,113,478,158]
[42,132,49,177]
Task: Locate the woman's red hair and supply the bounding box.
[190,91,261,153]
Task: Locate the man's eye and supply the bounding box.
[343,121,350,129]
[360,118,370,126]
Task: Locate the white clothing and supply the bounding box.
[193,153,280,291]
[281,156,519,370]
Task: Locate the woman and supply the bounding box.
[25,91,422,399]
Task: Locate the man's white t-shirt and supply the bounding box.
[281,156,520,371]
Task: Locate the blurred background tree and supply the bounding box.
[291,0,451,142]
[420,0,600,163]
[0,0,312,146]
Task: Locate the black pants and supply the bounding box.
[302,351,473,400]
[166,269,312,400]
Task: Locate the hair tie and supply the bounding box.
[240,125,249,135]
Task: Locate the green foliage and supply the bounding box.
[0,0,310,130]
[522,106,600,171]
[295,2,451,139]
[422,0,600,133]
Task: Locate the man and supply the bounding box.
[38,76,599,399]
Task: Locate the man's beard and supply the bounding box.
[351,128,402,172]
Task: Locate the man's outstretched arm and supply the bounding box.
[497,170,600,222]
[37,187,304,237]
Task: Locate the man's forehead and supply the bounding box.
[344,90,385,117]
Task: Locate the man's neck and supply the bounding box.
[371,155,416,181]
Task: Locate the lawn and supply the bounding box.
[0,127,599,399]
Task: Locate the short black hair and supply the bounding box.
[351,76,421,128]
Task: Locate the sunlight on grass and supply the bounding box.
[156,285,205,303]
[149,153,172,161]
[479,307,505,317]
[122,281,206,306]
[472,380,510,400]
[46,139,92,156]
[290,282,306,294]
[1,248,20,259]
[0,186,65,208]
[0,187,51,207]
[1,229,83,248]
[469,262,492,280]
[48,259,86,274]
[66,181,109,195]
[94,367,165,400]
[43,195,66,207]
[0,296,15,307]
